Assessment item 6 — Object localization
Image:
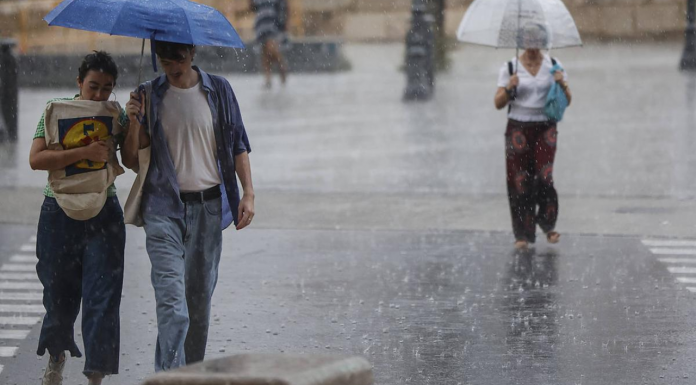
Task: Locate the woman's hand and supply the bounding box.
[554,70,564,83]
[81,140,110,163]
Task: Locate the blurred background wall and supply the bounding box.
[0,0,686,54]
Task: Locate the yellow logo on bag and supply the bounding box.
[58,116,113,176]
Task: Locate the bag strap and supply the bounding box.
[507,61,514,113]
[551,57,557,66]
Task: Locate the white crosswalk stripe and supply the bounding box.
[642,240,696,247]
[667,267,696,274]
[19,245,34,252]
[9,255,35,263]
[0,347,18,357]
[658,258,696,264]
[1,264,35,272]
[0,330,31,340]
[0,272,39,281]
[0,304,45,313]
[0,282,42,290]
[644,239,696,292]
[649,248,696,255]
[0,292,43,301]
[0,236,45,374]
[0,316,41,326]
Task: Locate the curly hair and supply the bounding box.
[78,50,118,83]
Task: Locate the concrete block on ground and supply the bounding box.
[141,354,374,385]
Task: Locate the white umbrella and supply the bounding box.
[456,0,582,50]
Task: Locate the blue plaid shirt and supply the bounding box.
[141,67,251,230]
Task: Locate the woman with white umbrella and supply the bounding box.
[457,0,581,250]
[494,22,572,250]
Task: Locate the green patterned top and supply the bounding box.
[34,96,129,197]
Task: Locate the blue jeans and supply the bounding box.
[143,197,222,372]
[36,197,125,376]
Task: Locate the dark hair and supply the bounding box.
[155,41,195,60]
[517,23,549,49]
[78,51,118,83]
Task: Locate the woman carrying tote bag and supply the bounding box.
[28,51,128,385]
[494,23,573,250]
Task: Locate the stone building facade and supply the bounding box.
[0,0,686,54]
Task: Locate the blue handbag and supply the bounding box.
[545,63,569,123]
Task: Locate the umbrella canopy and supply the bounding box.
[456,0,582,49]
[44,0,244,48]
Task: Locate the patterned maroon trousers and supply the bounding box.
[505,119,558,243]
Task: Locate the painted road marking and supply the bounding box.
[1,264,36,272]
[642,240,696,247]
[0,237,45,374]
[0,330,31,340]
[658,258,696,265]
[644,239,696,292]
[0,292,43,301]
[0,316,41,326]
[0,273,38,281]
[667,267,696,274]
[0,347,18,357]
[0,304,45,313]
[0,282,42,290]
[676,277,696,284]
[649,248,696,255]
[9,255,34,263]
[19,245,34,252]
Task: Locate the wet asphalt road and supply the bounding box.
[1,226,696,384]
[1,42,696,384]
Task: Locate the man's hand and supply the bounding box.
[236,193,255,230]
[82,140,109,163]
[126,91,145,124]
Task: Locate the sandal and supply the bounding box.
[546,231,560,244]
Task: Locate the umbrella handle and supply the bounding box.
[137,39,145,85]
[150,33,158,74]
[133,84,147,125]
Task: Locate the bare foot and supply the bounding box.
[87,373,105,385]
[547,231,560,244]
[514,240,529,250]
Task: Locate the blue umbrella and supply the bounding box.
[44,0,245,82]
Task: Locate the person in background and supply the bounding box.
[250,0,289,89]
[494,23,572,250]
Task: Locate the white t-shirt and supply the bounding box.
[160,82,221,193]
[497,55,568,122]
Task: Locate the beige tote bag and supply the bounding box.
[124,83,153,227]
[43,100,125,221]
